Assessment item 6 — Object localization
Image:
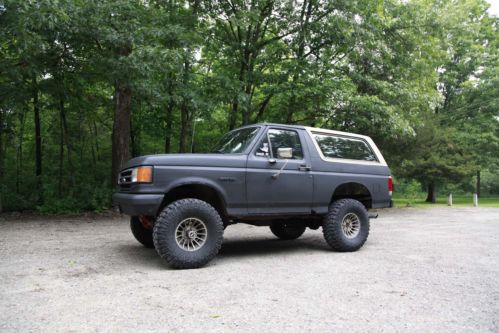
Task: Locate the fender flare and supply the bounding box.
[163,177,229,207]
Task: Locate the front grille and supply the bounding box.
[118,169,133,188]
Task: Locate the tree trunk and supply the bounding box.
[93,121,100,160]
[130,117,139,157]
[58,100,65,198]
[242,82,252,126]
[60,101,75,188]
[229,59,246,131]
[16,108,26,194]
[286,95,296,123]
[78,110,84,163]
[88,123,96,166]
[476,170,481,198]
[178,1,200,148]
[241,47,255,127]
[0,108,4,213]
[425,182,436,203]
[178,100,189,153]
[33,76,43,205]
[229,100,238,130]
[178,55,191,153]
[164,71,175,153]
[164,101,174,153]
[111,78,132,186]
[285,0,312,124]
[253,94,273,122]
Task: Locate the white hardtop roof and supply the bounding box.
[304,126,372,141]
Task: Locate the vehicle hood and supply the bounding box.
[123,153,248,169]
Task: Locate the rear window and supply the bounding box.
[312,133,378,162]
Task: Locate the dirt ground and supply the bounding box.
[1,207,498,332]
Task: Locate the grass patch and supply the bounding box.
[392,195,499,208]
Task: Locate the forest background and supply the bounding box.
[0,0,498,213]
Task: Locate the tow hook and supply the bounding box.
[368,213,378,219]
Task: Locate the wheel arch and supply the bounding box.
[330,182,372,209]
[158,179,229,224]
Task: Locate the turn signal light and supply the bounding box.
[132,166,153,183]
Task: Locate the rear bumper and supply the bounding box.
[112,192,164,216]
[372,199,393,209]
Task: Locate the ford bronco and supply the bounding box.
[113,123,393,268]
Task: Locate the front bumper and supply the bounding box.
[112,192,164,216]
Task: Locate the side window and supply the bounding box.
[313,133,377,162]
[255,129,304,159]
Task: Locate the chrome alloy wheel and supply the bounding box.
[175,217,208,251]
[341,213,361,239]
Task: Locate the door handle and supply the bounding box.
[299,164,312,171]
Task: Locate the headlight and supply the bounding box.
[131,166,153,183]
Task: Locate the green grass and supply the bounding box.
[392,195,499,208]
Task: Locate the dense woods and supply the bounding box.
[0,0,498,213]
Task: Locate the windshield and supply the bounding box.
[212,126,260,154]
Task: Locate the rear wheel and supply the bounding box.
[153,199,224,269]
[270,221,306,240]
[323,199,370,252]
[130,216,154,248]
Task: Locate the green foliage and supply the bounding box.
[37,184,112,214]
[480,169,499,195]
[399,121,475,185]
[394,179,423,207]
[393,195,499,208]
[0,0,498,213]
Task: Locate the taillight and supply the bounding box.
[388,176,393,196]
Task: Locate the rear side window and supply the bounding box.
[313,133,377,162]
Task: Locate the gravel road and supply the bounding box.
[1,207,498,332]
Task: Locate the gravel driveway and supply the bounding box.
[1,207,498,332]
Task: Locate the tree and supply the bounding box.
[0,0,497,212]
[0,0,76,205]
[400,119,475,202]
[432,0,498,198]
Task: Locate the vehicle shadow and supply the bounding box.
[219,235,330,258]
[112,234,330,269]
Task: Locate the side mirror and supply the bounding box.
[277,147,293,159]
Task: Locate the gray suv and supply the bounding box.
[113,123,393,268]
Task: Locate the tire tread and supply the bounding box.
[153,199,224,269]
[323,198,370,252]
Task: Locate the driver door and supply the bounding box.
[246,128,313,215]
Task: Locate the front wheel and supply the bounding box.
[270,222,306,240]
[130,216,154,248]
[153,199,224,269]
[323,199,370,252]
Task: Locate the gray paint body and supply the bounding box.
[112,124,392,218]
